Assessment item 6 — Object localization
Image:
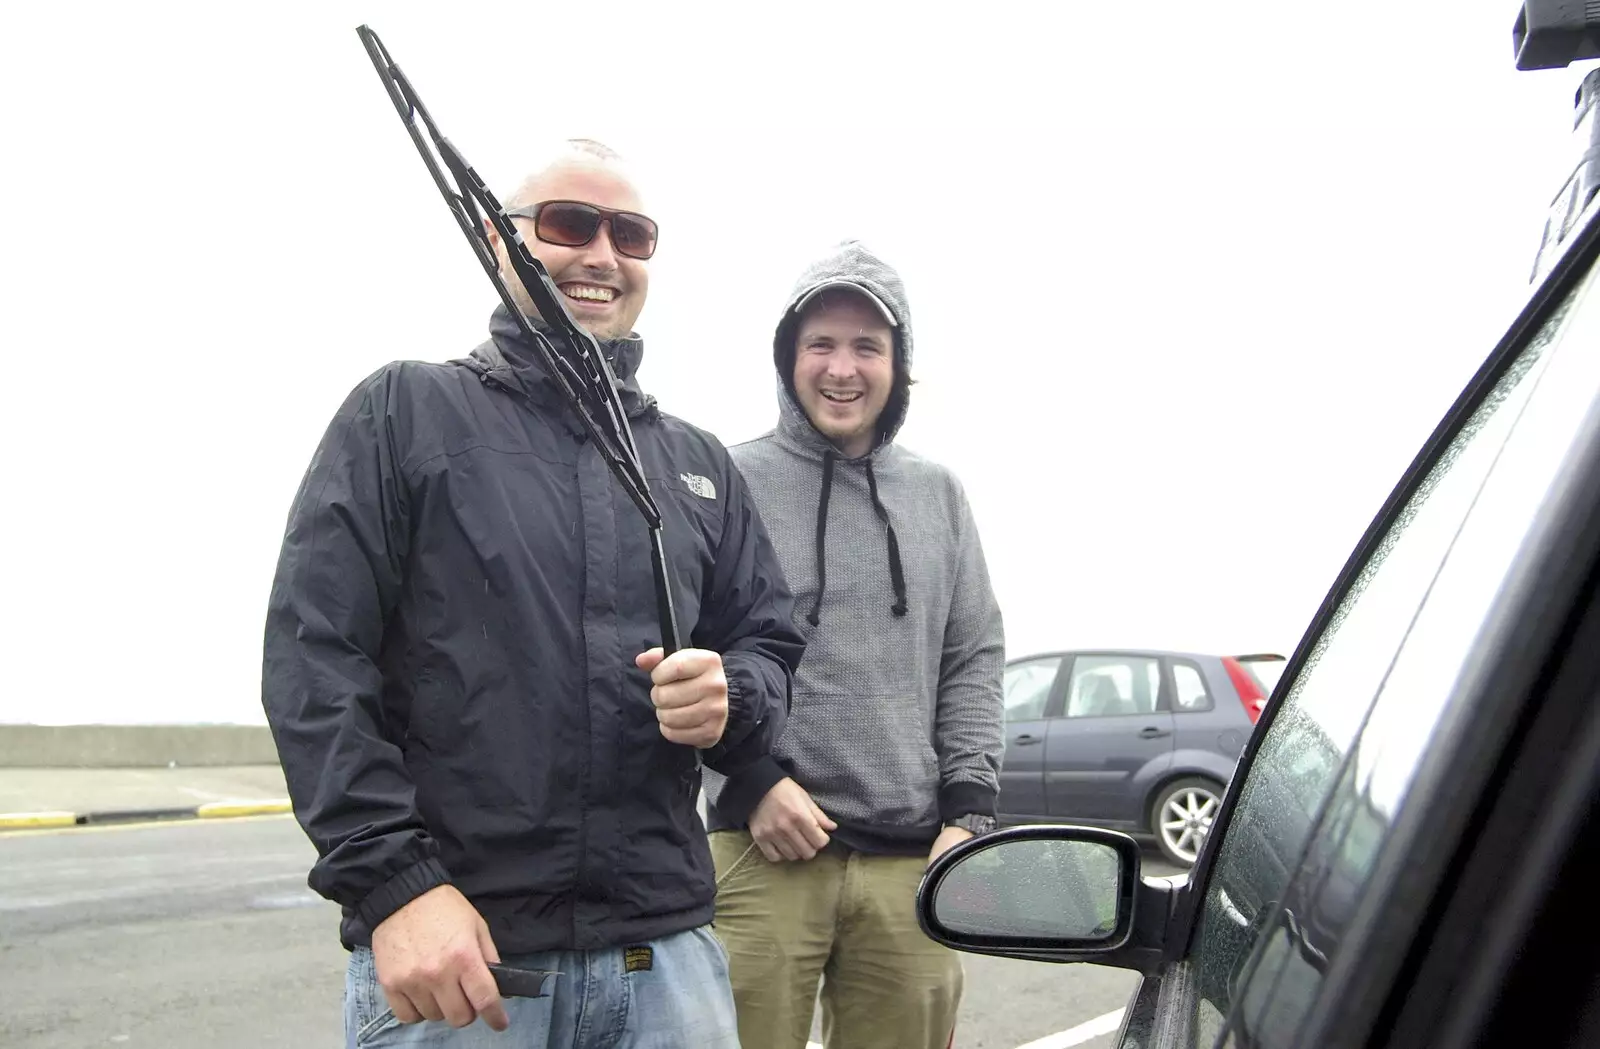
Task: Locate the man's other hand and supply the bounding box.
[636,647,729,748]
[370,884,510,1032]
[749,777,839,861]
[927,825,974,868]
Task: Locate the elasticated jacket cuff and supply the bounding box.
[355,857,453,933]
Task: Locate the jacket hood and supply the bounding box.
[773,240,914,461]
[463,303,655,421]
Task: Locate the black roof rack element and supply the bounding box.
[1527,66,1600,281]
[1513,0,1600,71]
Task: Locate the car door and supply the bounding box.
[914,60,1600,1049]
[1044,653,1175,824]
[996,655,1065,820]
[1139,184,1600,1049]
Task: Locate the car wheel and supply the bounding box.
[1151,777,1223,866]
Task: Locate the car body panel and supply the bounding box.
[1043,707,1175,823]
[999,711,1051,818]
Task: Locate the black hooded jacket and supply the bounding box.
[262,305,805,954]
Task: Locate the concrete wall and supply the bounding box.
[0,725,280,768]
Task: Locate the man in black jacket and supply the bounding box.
[262,139,804,1048]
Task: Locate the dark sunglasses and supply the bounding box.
[502,199,659,260]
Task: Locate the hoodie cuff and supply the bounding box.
[939,781,998,823]
[355,857,453,933]
[714,755,791,827]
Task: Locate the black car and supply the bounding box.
[916,14,1600,1049]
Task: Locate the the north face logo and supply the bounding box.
[680,473,717,500]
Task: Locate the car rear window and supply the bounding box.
[1237,656,1287,697]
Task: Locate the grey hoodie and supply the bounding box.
[702,241,1006,855]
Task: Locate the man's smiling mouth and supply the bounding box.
[559,282,617,304]
[821,390,863,403]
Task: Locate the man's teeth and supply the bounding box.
[821,391,862,402]
[562,285,616,303]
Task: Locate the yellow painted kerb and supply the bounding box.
[197,799,293,819]
[0,811,78,829]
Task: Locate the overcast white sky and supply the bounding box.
[0,1,1588,724]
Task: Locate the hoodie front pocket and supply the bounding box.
[779,689,940,826]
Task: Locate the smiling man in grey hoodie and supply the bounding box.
[701,241,1005,1049]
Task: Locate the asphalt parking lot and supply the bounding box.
[0,813,1179,1048]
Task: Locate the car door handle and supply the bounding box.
[1282,907,1330,973]
[1013,733,1043,745]
[1139,726,1172,739]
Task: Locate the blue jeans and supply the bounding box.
[344,925,740,1048]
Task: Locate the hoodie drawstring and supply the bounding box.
[806,451,908,626]
[864,459,909,617]
[806,450,837,627]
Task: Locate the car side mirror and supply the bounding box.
[915,825,1180,975]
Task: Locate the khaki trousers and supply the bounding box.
[709,830,962,1049]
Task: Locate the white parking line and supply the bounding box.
[1014,1008,1127,1048]
[803,1007,1126,1049]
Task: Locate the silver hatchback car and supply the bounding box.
[997,649,1285,866]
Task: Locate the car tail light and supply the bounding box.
[1223,657,1269,724]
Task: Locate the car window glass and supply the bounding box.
[1065,655,1161,717]
[1189,268,1589,1049]
[1003,657,1061,721]
[1173,661,1213,712]
[1357,273,1600,820]
[1229,261,1600,1047]
[1238,656,1288,697]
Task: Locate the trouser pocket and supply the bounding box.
[344,947,400,1047]
[710,829,765,887]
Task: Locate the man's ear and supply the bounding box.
[482,218,504,272]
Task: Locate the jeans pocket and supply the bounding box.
[696,923,733,974]
[346,947,400,1047]
[355,1009,401,1048]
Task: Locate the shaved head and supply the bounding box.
[505,139,645,211]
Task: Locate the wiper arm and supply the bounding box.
[354,25,681,655]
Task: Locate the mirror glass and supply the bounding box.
[932,838,1123,942]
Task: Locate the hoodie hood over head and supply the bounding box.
[768,241,916,626]
[773,240,914,460]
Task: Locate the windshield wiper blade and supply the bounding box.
[354,24,681,655]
